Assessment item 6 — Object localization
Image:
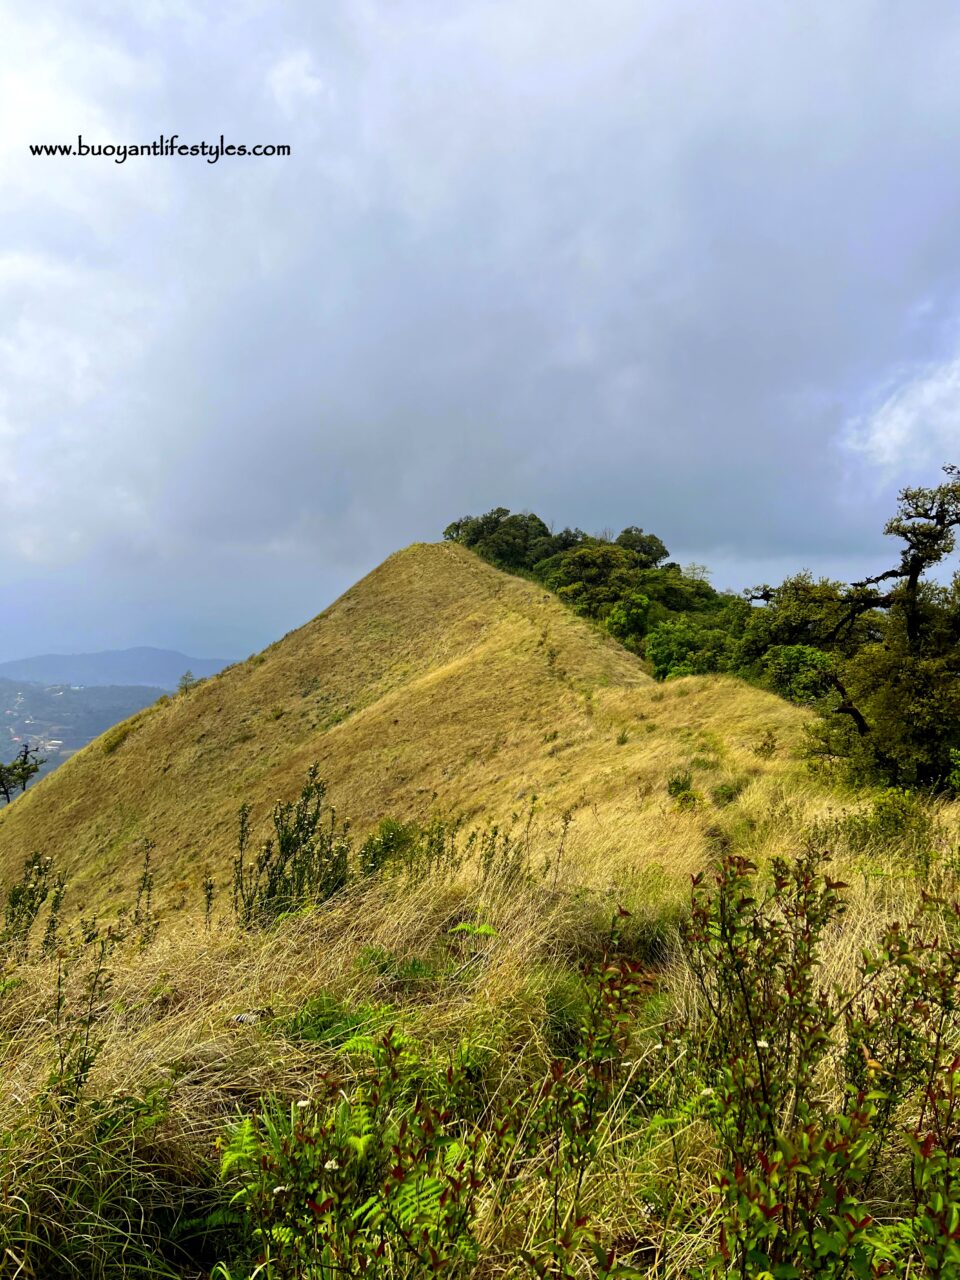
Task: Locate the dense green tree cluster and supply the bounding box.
[443,508,584,572]
[445,467,960,790]
[443,507,724,649]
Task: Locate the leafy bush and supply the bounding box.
[540,543,650,619]
[645,617,738,680]
[762,643,835,704]
[605,590,652,649]
[444,507,556,571]
[838,787,939,853]
[358,816,463,883]
[666,770,700,809]
[232,767,351,926]
[542,968,591,1057]
[219,1033,489,1278]
[286,993,387,1047]
[3,853,64,953]
[355,945,448,995]
[752,728,778,758]
[666,770,693,798]
[671,850,960,1277]
[357,817,419,877]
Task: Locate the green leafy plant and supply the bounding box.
[202,870,216,928]
[672,850,960,1278]
[752,728,778,759]
[710,778,746,808]
[232,766,351,926]
[48,930,116,1105]
[666,771,692,798]
[518,917,649,1278]
[3,853,63,955]
[219,1032,487,1278]
[666,770,700,810]
[218,915,650,1280]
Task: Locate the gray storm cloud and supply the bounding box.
[2,0,960,659]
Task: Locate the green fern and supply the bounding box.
[344,1093,375,1162]
[219,1115,259,1179]
[392,1174,443,1228]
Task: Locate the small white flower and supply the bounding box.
[324,1158,339,1171]
[296,1099,311,1109]
[273,1185,290,1195]
[756,1040,770,1049]
[700,1086,714,1097]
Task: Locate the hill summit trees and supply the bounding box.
[443,508,725,651]
[446,468,960,790]
[444,508,670,575]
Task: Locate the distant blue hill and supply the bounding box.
[0,647,232,689]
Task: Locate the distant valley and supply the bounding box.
[1,678,168,780]
[0,648,232,782]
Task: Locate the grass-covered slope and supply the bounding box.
[5,544,960,1278]
[0,541,806,910]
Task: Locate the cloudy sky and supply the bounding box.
[2,1,959,662]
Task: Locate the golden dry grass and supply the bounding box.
[0,529,958,1274]
[0,864,671,1273]
[0,542,812,916]
[3,793,954,1277]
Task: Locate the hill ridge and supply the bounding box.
[0,542,806,910]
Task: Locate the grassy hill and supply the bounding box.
[4,543,957,1279]
[0,541,808,911]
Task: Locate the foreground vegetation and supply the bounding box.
[2,762,959,1278]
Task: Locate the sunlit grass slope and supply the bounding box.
[4,542,960,1278]
[0,541,808,911]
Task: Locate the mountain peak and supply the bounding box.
[0,543,804,907]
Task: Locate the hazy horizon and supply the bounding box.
[4,2,960,662]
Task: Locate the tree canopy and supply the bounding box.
[444,472,960,790]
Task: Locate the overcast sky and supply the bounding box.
[2,1,959,661]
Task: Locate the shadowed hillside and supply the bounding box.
[0,542,807,910]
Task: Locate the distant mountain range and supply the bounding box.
[0,647,232,690]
